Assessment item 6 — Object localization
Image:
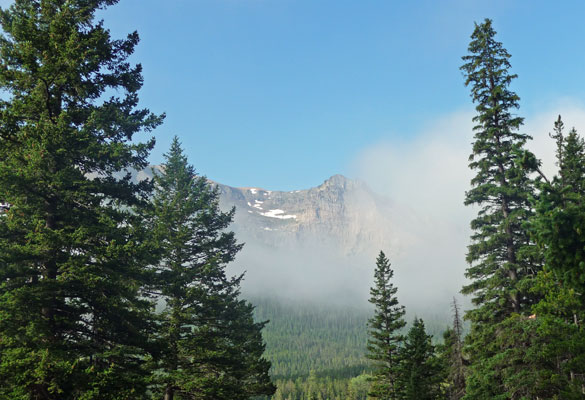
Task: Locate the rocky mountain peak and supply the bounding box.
[124,167,396,259]
[321,174,349,186]
[215,174,395,257]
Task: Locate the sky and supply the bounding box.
[1,0,584,190]
[57,0,585,190]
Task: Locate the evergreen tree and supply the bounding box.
[460,16,539,325]
[533,117,585,296]
[0,1,162,397]
[399,318,443,400]
[439,299,466,400]
[525,117,585,397]
[460,19,541,399]
[366,251,406,400]
[150,137,275,400]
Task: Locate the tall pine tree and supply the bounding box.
[149,137,275,400]
[460,19,541,399]
[366,251,406,400]
[0,0,163,397]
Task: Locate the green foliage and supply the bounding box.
[149,137,275,399]
[460,19,542,399]
[260,372,372,400]
[522,118,585,397]
[0,0,163,397]
[366,251,406,399]
[460,17,539,324]
[463,312,585,399]
[437,299,466,400]
[399,318,443,400]
[348,373,373,400]
[252,297,371,381]
[532,117,585,299]
[252,296,456,400]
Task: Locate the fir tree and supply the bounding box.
[460,17,539,324]
[366,251,406,400]
[533,117,585,295]
[150,137,275,400]
[399,318,443,400]
[460,19,541,399]
[439,298,466,400]
[526,117,585,397]
[0,1,163,397]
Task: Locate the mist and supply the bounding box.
[349,103,585,315]
[226,103,585,322]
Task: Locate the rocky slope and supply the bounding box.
[210,174,423,304]
[215,174,400,257]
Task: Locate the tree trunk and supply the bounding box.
[163,386,173,400]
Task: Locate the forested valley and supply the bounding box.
[1,1,585,399]
[250,297,453,400]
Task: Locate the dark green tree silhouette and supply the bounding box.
[460,18,541,399]
[0,0,163,397]
[524,117,585,397]
[533,117,585,297]
[366,251,406,399]
[150,137,275,400]
[399,318,443,400]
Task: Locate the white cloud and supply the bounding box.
[351,110,475,221]
[350,110,475,312]
[349,101,585,313]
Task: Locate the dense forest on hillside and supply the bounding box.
[250,297,456,379]
[249,297,458,399]
[251,297,372,400]
[252,298,370,380]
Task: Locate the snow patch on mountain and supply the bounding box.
[260,209,297,220]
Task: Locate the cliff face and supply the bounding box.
[216,174,399,257]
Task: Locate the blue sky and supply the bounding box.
[4,0,585,190]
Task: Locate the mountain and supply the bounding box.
[215,174,401,256]
[214,174,434,308]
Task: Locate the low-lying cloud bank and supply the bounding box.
[350,101,585,315]
[227,101,585,323]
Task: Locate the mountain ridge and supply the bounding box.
[214,173,398,257]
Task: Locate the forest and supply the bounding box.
[0,1,585,399]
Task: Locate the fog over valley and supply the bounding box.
[218,173,465,320]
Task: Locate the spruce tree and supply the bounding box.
[366,251,406,400]
[399,318,443,400]
[461,17,539,323]
[150,137,275,400]
[460,19,541,399]
[533,117,585,295]
[527,117,585,397]
[439,298,466,400]
[0,0,162,397]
